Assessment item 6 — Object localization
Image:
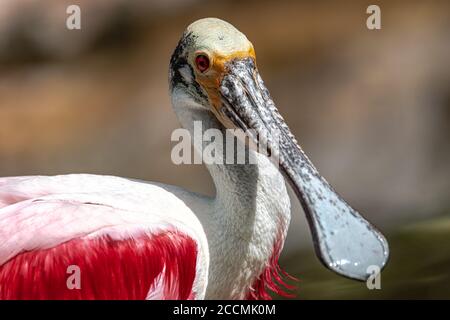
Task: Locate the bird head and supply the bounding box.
[169,18,256,128]
[169,18,389,281]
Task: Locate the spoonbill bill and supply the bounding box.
[0,18,388,300]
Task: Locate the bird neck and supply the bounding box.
[174,104,285,219]
[173,103,291,298]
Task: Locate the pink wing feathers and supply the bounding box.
[0,175,208,300]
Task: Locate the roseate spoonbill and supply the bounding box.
[0,18,388,300]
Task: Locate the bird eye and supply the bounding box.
[195,54,210,73]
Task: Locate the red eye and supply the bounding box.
[195,54,210,73]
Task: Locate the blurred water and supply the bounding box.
[281,213,450,299]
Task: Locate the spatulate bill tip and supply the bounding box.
[312,218,390,281]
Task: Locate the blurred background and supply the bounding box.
[0,0,449,299]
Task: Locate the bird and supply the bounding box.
[0,18,389,300]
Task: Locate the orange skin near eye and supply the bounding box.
[193,46,257,129]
